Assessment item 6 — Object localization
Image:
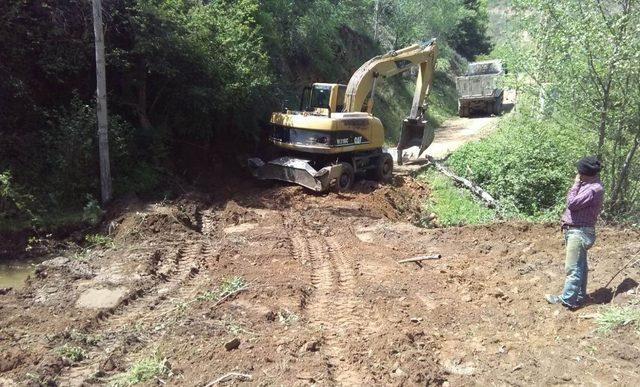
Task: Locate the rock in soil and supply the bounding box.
[224,338,241,351]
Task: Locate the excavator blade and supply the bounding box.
[248,157,342,192]
[396,119,435,164]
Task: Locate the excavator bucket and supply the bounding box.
[248,157,342,192]
[396,118,435,165]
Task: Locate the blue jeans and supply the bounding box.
[560,227,596,307]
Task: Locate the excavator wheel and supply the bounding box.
[458,102,469,118]
[375,153,394,182]
[334,162,355,192]
[493,94,504,116]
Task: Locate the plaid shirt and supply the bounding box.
[561,176,604,228]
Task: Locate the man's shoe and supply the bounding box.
[545,294,578,310]
[545,294,563,305]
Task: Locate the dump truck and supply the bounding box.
[456,60,504,117]
[248,40,438,192]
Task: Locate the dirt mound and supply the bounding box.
[218,200,261,226]
[353,176,429,222]
[109,198,202,242]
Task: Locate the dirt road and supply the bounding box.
[391,88,517,165]
[424,116,497,160]
[1,177,640,386]
[390,116,498,174]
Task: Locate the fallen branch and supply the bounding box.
[139,283,251,324]
[426,156,498,209]
[212,285,250,307]
[205,372,252,386]
[398,254,442,264]
[577,313,599,319]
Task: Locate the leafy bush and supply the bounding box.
[218,276,248,298]
[85,233,114,248]
[278,308,300,326]
[55,344,86,363]
[42,96,143,207]
[110,354,172,386]
[0,170,37,223]
[492,0,640,218]
[196,276,248,302]
[82,195,104,226]
[447,112,592,218]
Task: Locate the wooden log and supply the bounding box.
[426,156,498,209]
[398,254,442,264]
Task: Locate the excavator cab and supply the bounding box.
[299,83,347,115]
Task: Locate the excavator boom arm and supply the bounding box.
[343,39,438,115]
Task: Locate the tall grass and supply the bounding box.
[109,354,172,386]
[595,306,640,334]
[418,169,496,227]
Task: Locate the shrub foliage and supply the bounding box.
[448,112,592,217]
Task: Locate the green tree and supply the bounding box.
[450,0,493,60]
[504,0,640,217]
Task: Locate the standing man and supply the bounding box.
[546,156,604,309]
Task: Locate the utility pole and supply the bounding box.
[91,0,112,203]
[373,0,380,42]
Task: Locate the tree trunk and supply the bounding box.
[609,121,623,194]
[596,76,611,160]
[609,132,640,212]
[373,0,380,42]
[136,61,152,130]
[91,0,112,204]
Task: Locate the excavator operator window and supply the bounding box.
[305,84,332,111]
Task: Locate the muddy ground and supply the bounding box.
[1,174,640,386]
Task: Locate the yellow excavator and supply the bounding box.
[249,39,438,192]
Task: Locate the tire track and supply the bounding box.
[306,236,336,327]
[326,237,360,334]
[107,241,205,327]
[286,209,365,385]
[57,240,212,385]
[200,208,216,236]
[92,241,204,330]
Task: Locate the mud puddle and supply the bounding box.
[0,256,48,289]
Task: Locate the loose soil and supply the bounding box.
[1,175,639,386]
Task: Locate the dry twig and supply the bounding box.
[605,256,640,289]
[205,372,252,386]
[397,254,442,264]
